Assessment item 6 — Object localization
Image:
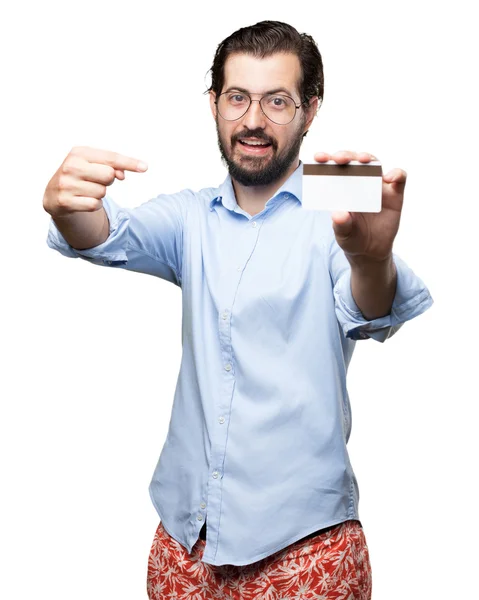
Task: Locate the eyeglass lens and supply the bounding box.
[217,92,296,125]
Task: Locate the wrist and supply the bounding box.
[349,254,397,293]
[346,252,394,272]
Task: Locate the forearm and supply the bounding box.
[52,208,109,251]
[349,254,397,320]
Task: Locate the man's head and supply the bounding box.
[206,21,324,187]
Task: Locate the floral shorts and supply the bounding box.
[147,519,372,599]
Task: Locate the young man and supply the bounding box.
[44,20,433,600]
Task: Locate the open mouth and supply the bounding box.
[237,139,272,154]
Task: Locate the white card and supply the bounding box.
[301,160,383,212]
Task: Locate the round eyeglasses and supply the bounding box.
[215,91,306,125]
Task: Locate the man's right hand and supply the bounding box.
[43,146,148,219]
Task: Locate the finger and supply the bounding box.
[357,152,377,163]
[70,179,108,198]
[58,196,105,213]
[69,159,120,186]
[331,210,353,225]
[115,169,125,180]
[70,146,148,172]
[314,152,331,162]
[331,150,357,164]
[384,168,407,186]
[331,210,353,238]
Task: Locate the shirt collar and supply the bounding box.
[209,160,304,212]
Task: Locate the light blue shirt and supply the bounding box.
[46,161,433,566]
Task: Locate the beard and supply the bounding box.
[215,116,305,187]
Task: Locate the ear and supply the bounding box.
[209,91,217,120]
[303,96,319,134]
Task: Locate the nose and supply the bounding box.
[241,99,267,131]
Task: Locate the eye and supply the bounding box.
[266,95,288,109]
[228,93,247,104]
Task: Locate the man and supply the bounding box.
[44,20,433,600]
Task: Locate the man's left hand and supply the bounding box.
[314,150,406,264]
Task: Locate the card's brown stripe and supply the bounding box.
[303,164,383,177]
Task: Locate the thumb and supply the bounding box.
[331,211,353,239]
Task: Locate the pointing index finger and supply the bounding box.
[73,146,148,172]
[103,150,148,172]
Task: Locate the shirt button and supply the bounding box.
[200,502,206,509]
[218,416,225,424]
[236,266,242,272]
[252,221,257,228]
[224,363,232,371]
[197,514,204,521]
[222,311,228,320]
[212,471,219,479]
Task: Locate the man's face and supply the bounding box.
[210,52,314,187]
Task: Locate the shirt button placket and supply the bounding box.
[208,303,234,534]
[212,217,259,547]
[205,215,263,556]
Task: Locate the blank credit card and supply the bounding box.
[301,160,383,213]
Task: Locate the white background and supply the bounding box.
[2,1,477,598]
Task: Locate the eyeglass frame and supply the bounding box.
[214,89,309,125]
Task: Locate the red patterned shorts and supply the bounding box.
[147,519,372,599]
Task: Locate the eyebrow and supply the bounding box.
[224,86,296,98]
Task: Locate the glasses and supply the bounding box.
[215,91,306,125]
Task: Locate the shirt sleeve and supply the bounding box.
[46,190,190,287]
[328,230,434,343]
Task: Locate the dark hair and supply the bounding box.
[205,20,324,109]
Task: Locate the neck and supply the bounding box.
[231,158,300,217]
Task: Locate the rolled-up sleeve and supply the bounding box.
[328,232,434,342]
[46,190,190,286]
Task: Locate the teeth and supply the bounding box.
[241,140,268,146]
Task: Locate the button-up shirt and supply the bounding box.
[46,161,433,566]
